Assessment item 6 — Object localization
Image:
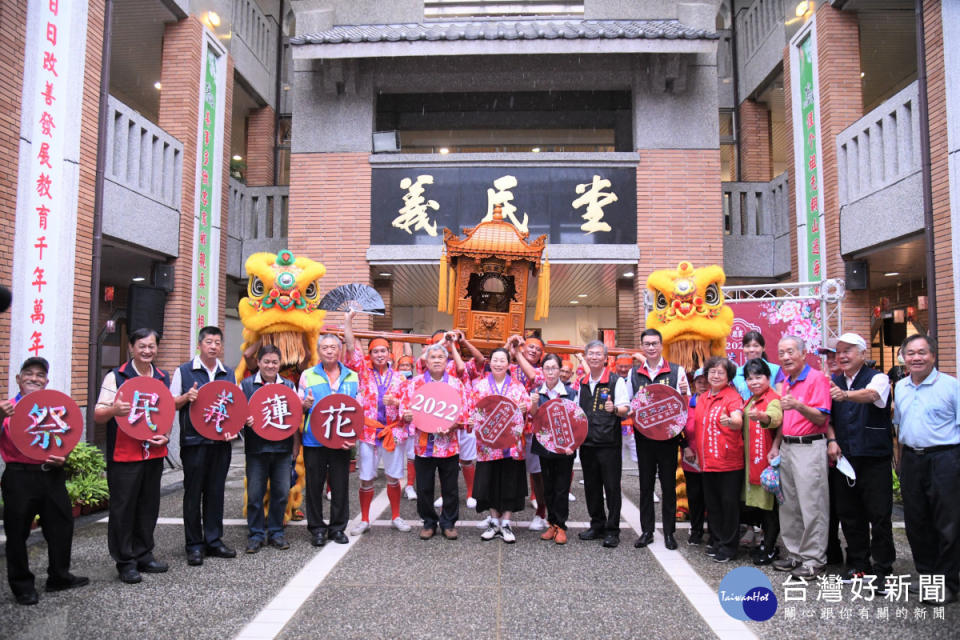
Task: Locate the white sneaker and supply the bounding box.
[578,479,585,485]
[391,517,412,532]
[531,499,538,510]
[480,523,500,541]
[466,496,477,509]
[350,521,370,536]
[528,515,548,532]
[433,496,443,509]
[404,485,417,501]
[501,523,516,543]
[568,492,576,502]
[476,515,493,529]
[653,492,660,503]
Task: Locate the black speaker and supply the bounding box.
[127,284,167,337]
[152,263,175,292]
[845,260,868,290]
[883,317,906,347]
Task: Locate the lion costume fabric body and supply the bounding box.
[236,249,327,522]
[645,261,734,521]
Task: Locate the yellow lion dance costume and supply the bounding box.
[236,249,327,521]
[645,261,734,521]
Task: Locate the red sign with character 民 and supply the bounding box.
[115,377,175,440]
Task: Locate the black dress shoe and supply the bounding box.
[664,533,678,550]
[311,532,327,547]
[206,545,237,559]
[329,530,349,545]
[186,550,204,566]
[119,567,142,584]
[634,532,654,548]
[137,560,169,574]
[578,528,602,541]
[46,574,90,592]
[602,534,620,548]
[15,591,39,605]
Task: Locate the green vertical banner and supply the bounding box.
[194,45,218,330]
[797,35,823,282]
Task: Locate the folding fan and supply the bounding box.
[318,284,385,315]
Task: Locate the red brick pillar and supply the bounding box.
[634,149,723,338]
[288,152,372,330]
[156,17,233,371]
[738,98,772,182]
[922,0,956,374]
[245,105,276,187]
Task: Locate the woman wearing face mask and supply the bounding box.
[732,332,782,401]
[740,358,783,565]
[472,348,531,543]
[529,353,578,545]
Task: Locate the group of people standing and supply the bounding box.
[2,316,958,608]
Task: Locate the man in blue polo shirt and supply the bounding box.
[893,334,960,605]
[298,334,359,547]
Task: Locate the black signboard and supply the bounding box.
[371,166,637,245]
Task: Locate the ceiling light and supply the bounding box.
[439,148,449,154]
[570,300,579,304]
[860,72,865,78]
[232,155,243,161]
[623,271,635,278]
[153,82,162,90]
[884,272,900,277]
[577,294,587,298]
[531,147,541,153]
[131,276,146,282]
[379,272,392,277]
[205,11,221,27]
[795,1,810,17]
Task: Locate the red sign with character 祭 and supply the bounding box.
[310,393,362,448]
[630,384,686,441]
[115,377,175,440]
[473,395,521,449]
[8,390,83,461]
[409,382,462,434]
[533,398,588,455]
[249,384,303,442]
[189,381,248,440]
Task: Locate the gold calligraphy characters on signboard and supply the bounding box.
[483,175,529,235]
[573,174,618,234]
[393,174,439,236]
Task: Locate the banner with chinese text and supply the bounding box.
[9,0,88,395]
[726,299,823,371]
[370,166,637,245]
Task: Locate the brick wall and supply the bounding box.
[923,0,956,375]
[633,149,723,337]
[156,18,233,371]
[738,98,772,182]
[815,5,871,342]
[245,105,275,187]
[0,1,27,389]
[288,152,372,331]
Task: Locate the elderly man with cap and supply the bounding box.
[343,310,413,535]
[893,334,960,605]
[827,332,895,588]
[774,335,840,578]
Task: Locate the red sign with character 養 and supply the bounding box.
[189,381,248,440]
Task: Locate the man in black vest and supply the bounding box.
[577,340,630,548]
[170,326,236,567]
[631,328,689,551]
[828,332,895,587]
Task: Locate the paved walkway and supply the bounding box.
[0,444,954,639]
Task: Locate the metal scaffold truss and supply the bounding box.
[723,278,846,347]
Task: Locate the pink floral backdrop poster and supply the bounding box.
[726,299,823,370]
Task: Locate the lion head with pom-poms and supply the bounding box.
[645,261,734,372]
[236,249,327,383]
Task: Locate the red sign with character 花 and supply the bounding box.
[309,393,362,448]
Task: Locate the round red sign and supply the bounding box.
[409,382,462,434]
[473,395,523,450]
[188,381,248,441]
[309,393,362,448]
[8,390,84,461]
[249,384,303,442]
[630,383,687,441]
[114,377,175,440]
[533,398,589,455]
